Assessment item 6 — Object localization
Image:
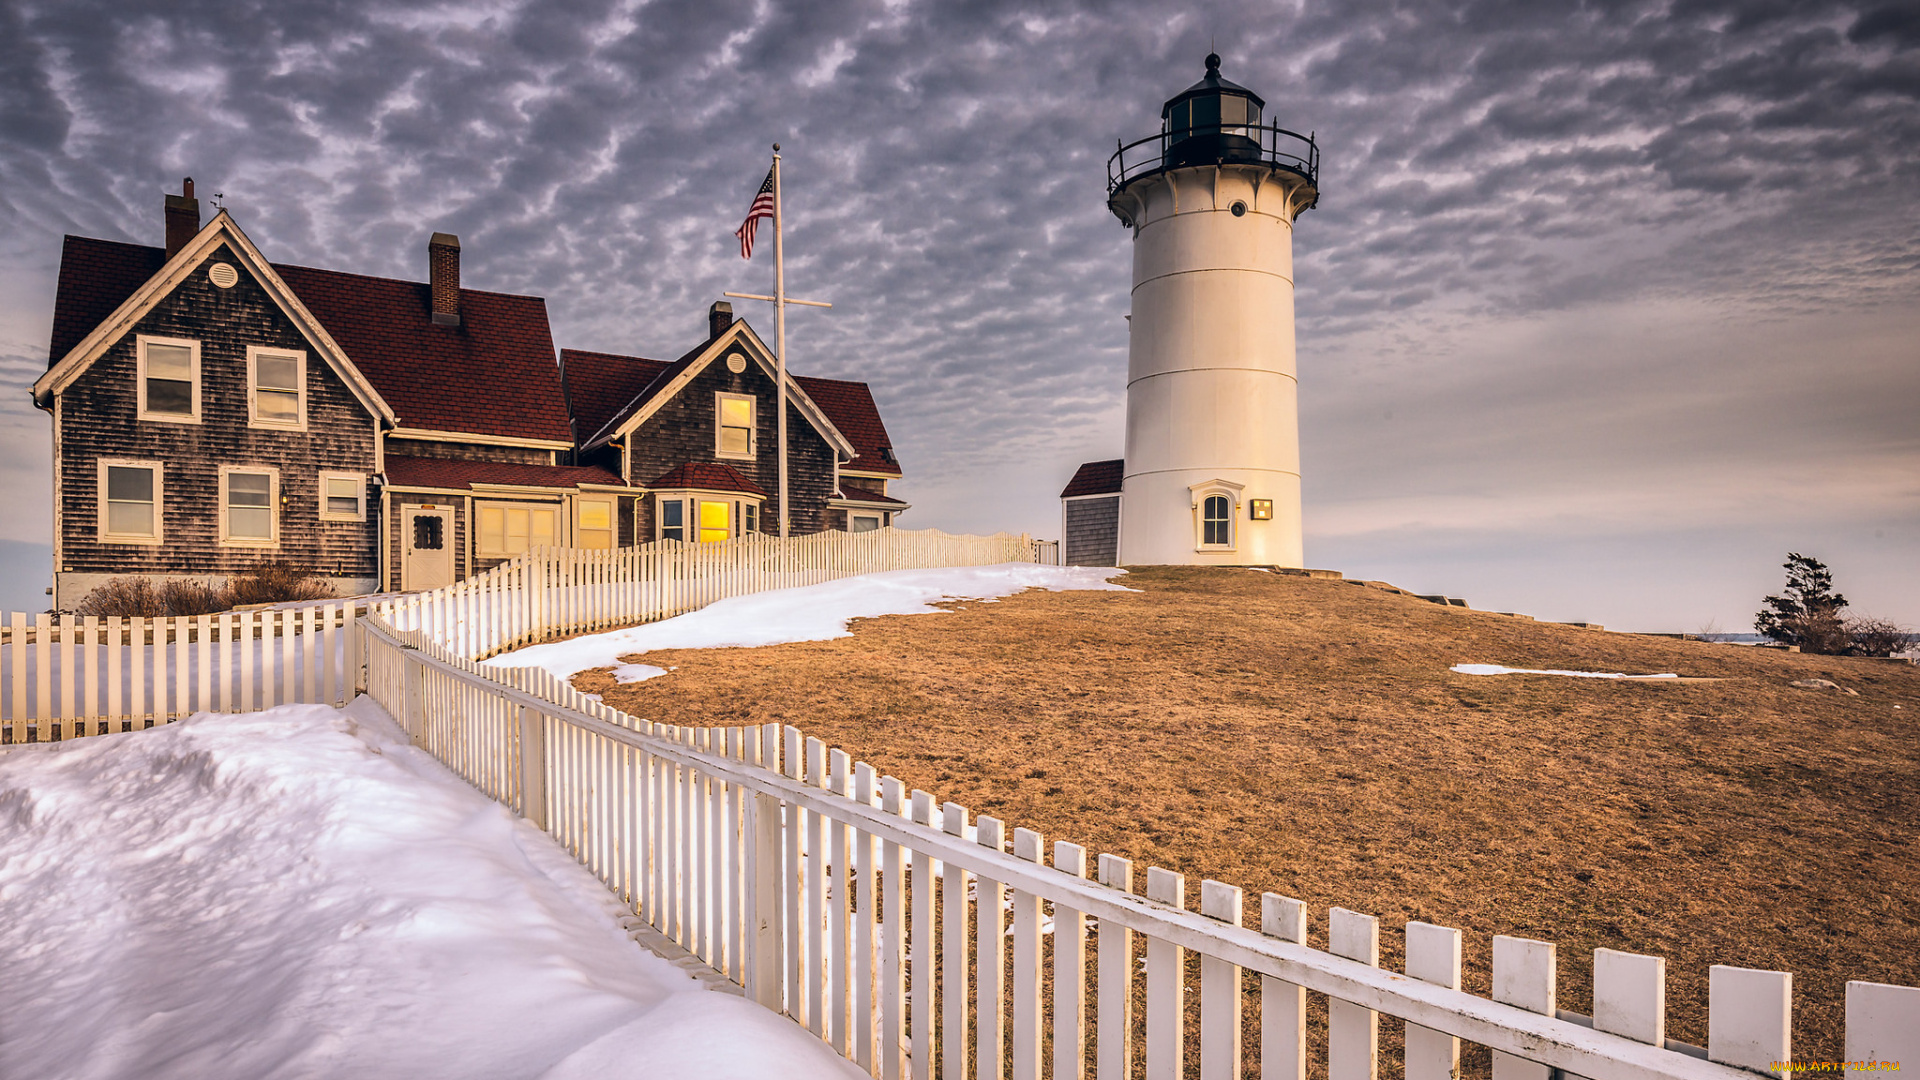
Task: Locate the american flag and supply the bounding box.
[735,167,775,258]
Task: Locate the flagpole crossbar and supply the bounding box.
[723,291,832,309]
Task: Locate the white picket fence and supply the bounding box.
[379,527,1052,660]
[0,604,361,743]
[0,527,1048,744]
[360,611,1918,1078]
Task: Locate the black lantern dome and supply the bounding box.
[1107,54,1318,217]
[1161,53,1265,168]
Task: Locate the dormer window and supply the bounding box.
[716,392,756,459]
[137,335,200,423]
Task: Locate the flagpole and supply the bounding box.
[772,144,789,539]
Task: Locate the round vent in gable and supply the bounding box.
[209,263,239,288]
[726,352,747,373]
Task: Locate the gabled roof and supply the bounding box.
[648,462,766,497]
[578,322,857,463]
[36,214,392,423]
[38,220,572,444]
[797,376,901,477]
[1062,459,1125,498]
[569,335,896,475]
[560,348,671,449]
[385,456,629,491]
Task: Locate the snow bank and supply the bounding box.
[0,701,860,1080]
[1452,663,1678,680]
[486,562,1132,681]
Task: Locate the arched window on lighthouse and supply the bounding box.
[1202,495,1232,546]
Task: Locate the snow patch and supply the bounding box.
[612,663,671,683]
[486,563,1132,681]
[1452,663,1678,680]
[0,700,861,1080]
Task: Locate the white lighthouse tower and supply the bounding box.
[1065,54,1319,567]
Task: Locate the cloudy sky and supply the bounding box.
[1,0,1915,629]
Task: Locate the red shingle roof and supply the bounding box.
[560,348,671,449]
[573,338,716,448]
[797,376,901,477]
[49,236,166,366]
[648,462,766,496]
[1062,459,1124,498]
[275,264,570,443]
[563,344,901,476]
[47,235,572,444]
[385,456,628,491]
[832,487,909,507]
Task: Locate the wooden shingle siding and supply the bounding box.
[57,242,379,579]
[1065,496,1120,566]
[626,357,837,534]
[384,437,553,465]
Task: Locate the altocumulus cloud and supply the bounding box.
[0,0,1914,628]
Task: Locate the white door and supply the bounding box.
[402,506,454,591]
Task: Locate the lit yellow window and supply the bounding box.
[717,394,755,457]
[698,499,732,543]
[478,506,505,553]
[478,504,559,556]
[577,499,613,550]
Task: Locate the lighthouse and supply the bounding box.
[1060,55,1319,567]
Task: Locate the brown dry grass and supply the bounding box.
[575,566,1920,1060]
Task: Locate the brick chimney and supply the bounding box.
[164,178,200,259]
[429,232,461,327]
[709,300,733,339]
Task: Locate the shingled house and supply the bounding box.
[31,181,905,608]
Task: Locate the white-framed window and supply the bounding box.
[247,346,307,429]
[97,459,164,544]
[476,501,560,557]
[136,335,201,423]
[319,471,366,522]
[219,465,280,547]
[576,497,614,550]
[656,493,763,542]
[1202,495,1232,546]
[850,513,882,533]
[696,498,732,543]
[658,498,686,542]
[1190,480,1243,551]
[715,392,756,460]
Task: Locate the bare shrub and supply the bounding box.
[76,577,167,618]
[77,576,235,616]
[228,562,336,607]
[1846,616,1919,658]
[158,578,233,615]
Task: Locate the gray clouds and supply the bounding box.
[0,0,1915,627]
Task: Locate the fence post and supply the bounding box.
[518,703,548,830]
[744,723,786,1011]
[403,653,423,745]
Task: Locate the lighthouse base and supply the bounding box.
[1117,468,1302,567]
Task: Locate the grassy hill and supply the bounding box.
[577,566,1920,1061]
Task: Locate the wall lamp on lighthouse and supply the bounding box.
[1249,499,1274,520]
